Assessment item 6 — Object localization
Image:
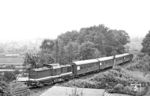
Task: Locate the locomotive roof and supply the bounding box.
[73,59,99,65]
[32,64,71,71]
[32,67,50,71]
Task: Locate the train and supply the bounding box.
[17,53,133,87]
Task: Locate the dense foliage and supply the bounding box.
[0,80,11,96]
[62,68,149,96]
[0,73,29,96]
[141,31,150,55]
[126,53,150,75]
[24,24,129,66]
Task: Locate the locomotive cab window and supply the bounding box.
[67,67,71,72]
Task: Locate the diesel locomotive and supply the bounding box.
[17,53,133,87]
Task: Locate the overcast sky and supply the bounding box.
[0,0,150,42]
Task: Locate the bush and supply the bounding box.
[123,86,134,95]
[106,84,123,93]
[3,72,16,83]
[114,83,124,91]
[127,55,150,72]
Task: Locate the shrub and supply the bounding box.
[123,86,133,95]
[127,55,150,72]
[3,72,16,83]
[114,83,124,91]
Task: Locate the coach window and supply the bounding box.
[77,66,80,70]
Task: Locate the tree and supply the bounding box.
[78,41,100,60]
[57,40,66,64]
[23,51,39,68]
[64,42,79,63]
[141,31,150,55]
[104,29,129,55]
[38,52,55,65]
[77,25,108,44]
[35,24,130,65]
[58,31,79,45]
[40,39,54,53]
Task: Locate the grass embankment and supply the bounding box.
[62,66,149,96]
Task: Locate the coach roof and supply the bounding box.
[97,56,114,61]
[73,59,99,65]
[115,53,129,58]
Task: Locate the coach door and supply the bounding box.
[71,64,77,76]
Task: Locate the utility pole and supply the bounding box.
[55,39,59,63]
[112,48,117,68]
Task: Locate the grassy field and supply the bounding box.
[0,57,24,65]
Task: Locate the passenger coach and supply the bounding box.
[72,59,99,76]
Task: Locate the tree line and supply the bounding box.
[24,24,130,68]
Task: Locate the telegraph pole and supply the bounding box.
[112,48,117,68]
[55,39,59,63]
